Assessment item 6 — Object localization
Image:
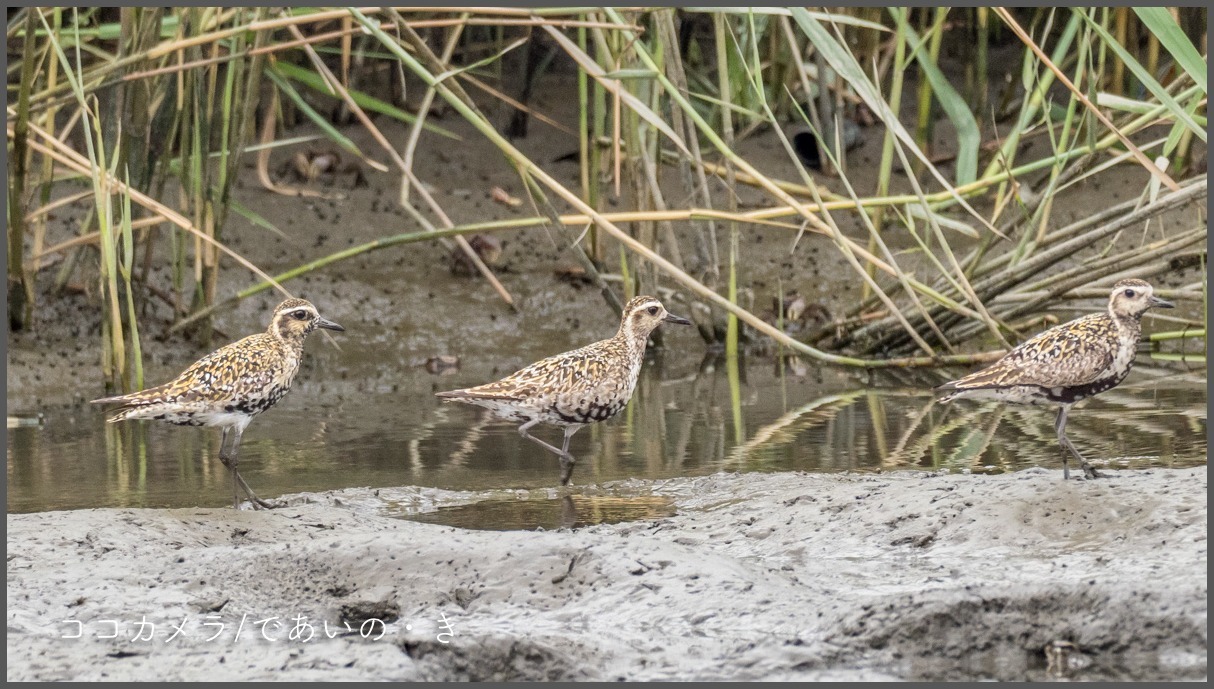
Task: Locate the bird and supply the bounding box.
[91,298,345,509]
[436,295,692,486]
[935,278,1173,479]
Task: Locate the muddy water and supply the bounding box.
[6,349,1206,527]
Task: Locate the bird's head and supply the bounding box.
[270,298,345,342]
[1108,279,1173,320]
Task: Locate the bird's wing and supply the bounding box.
[90,379,189,407]
[437,355,559,401]
[942,314,1119,391]
[92,335,283,408]
[437,344,611,402]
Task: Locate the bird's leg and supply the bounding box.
[217,427,240,508]
[517,418,568,459]
[222,426,280,510]
[557,425,581,486]
[518,419,580,485]
[1055,406,1100,480]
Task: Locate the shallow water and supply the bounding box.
[7,350,1206,528]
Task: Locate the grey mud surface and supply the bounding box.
[7,466,1207,681]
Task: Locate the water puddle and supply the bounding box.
[403,494,676,531]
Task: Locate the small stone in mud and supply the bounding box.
[339,599,400,626]
[554,264,593,286]
[191,597,229,613]
[425,355,460,375]
[451,235,504,276]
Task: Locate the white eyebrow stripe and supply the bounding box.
[280,306,318,317]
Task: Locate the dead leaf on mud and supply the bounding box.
[490,186,522,207]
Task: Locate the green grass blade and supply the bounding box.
[789,8,997,236]
[688,90,767,120]
[542,26,692,158]
[1078,9,1206,142]
[892,9,979,185]
[1133,7,1206,94]
[264,65,363,156]
[272,60,462,140]
[1163,91,1205,157]
[683,7,890,33]
[229,198,290,241]
[1149,328,1206,342]
[118,175,143,390]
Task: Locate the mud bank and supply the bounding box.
[6,467,1207,681]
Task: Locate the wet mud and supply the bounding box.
[6,467,1206,681]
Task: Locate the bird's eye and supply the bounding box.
[293,310,309,320]
[1123,289,1136,298]
[647,305,659,316]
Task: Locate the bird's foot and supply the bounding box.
[248,495,284,510]
[1065,466,1103,481]
[558,454,576,487]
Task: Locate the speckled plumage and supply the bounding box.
[936,279,1173,478]
[92,298,345,507]
[437,296,691,485]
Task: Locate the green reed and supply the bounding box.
[5,7,1207,375]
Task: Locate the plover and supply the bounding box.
[936,279,1173,479]
[437,295,691,485]
[92,298,345,508]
